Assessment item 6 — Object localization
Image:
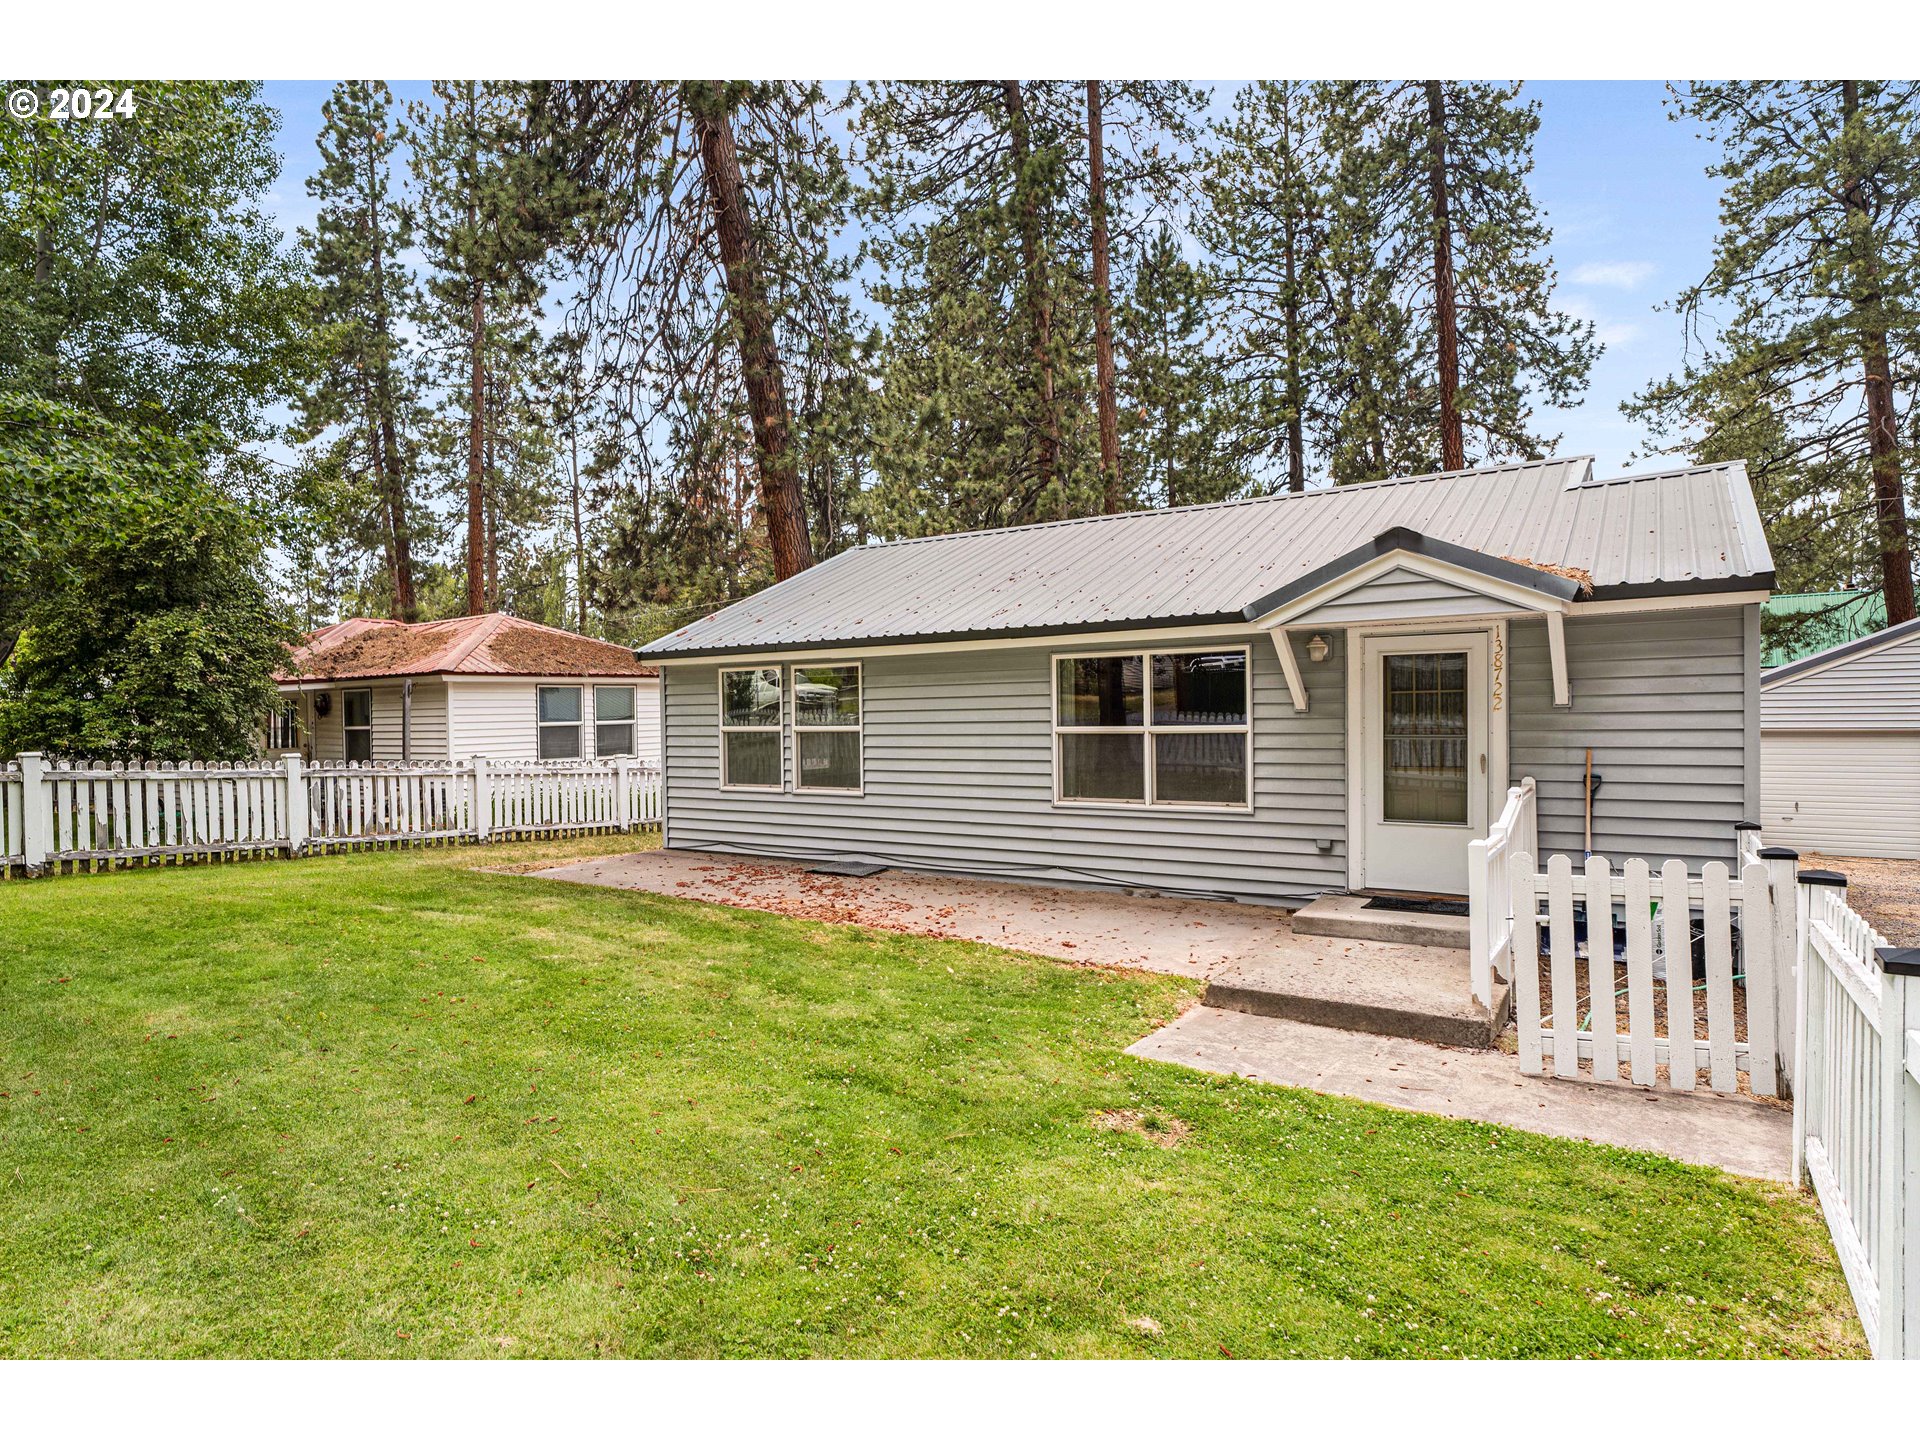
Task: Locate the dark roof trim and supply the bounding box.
[1586,571,1775,602]
[1761,613,1920,687]
[637,609,1251,662]
[1240,526,1582,622]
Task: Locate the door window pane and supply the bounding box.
[724,730,781,788]
[1381,653,1467,825]
[1154,732,1248,805]
[1056,656,1143,727]
[722,668,783,726]
[343,689,372,729]
[796,731,861,790]
[1152,651,1247,725]
[345,727,372,763]
[1060,732,1145,801]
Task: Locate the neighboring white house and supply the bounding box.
[1761,615,1920,859]
[271,613,661,768]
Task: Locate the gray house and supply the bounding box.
[639,457,1774,907]
[1761,615,1920,859]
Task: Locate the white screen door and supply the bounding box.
[1360,632,1490,894]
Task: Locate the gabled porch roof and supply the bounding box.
[1247,527,1582,712]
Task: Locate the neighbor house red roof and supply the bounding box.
[276,613,658,683]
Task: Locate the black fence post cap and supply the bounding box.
[1797,869,1849,888]
[1875,947,1920,977]
[1758,846,1799,861]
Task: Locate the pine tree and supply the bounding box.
[1200,81,1332,490]
[537,81,854,583]
[409,81,576,615]
[1116,226,1240,509]
[296,80,424,620]
[1628,82,1920,624]
[1372,81,1598,472]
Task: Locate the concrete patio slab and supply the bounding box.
[531,848,1500,1042]
[1125,1006,1793,1181]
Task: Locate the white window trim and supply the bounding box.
[719,666,784,791]
[1050,645,1253,812]
[593,684,638,757]
[343,687,374,763]
[536,684,586,761]
[790,661,864,796]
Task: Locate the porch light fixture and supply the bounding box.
[1305,634,1330,663]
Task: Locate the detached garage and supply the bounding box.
[1761,615,1920,858]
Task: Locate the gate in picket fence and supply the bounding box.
[1510,851,1782,1096]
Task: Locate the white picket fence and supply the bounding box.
[0,751,662,875]
[1510,851,1782,1096]
[1791,871,1920,1359]
[1466,776,1537,1009]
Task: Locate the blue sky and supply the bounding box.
[258,79,1727,477]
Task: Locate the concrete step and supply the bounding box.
[1291,893,1470,950]
[1202,971,1509,1049]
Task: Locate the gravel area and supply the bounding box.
[1800,852,1920,946]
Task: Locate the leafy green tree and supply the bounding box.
[1628,81,1920,624]
[0,80,307,462]
[0,393,287,761]
[296,80,427,620]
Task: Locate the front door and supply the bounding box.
[1360,632,1490,895]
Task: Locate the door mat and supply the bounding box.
[806,861,890,877]
[1363,895,1469,917]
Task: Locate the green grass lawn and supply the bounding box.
[0,835,1864,1358]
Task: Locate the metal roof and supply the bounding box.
[642,456,1774,659]
[1761,614,1920,688]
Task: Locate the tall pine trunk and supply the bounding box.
[364,118,417,621]
[570,411,587,632]
[686,82,814,581]
[1841,81,1915,624]
[1003,80,1064,509]
[1087,81,1122,513]
[1424,81,1464,473]
[466,282,486,615]
[1282,215,1306,493]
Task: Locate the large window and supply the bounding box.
[537,685,584,759]
[720,667,783,789]
[594,685,636,757]
[792,664,861,792]
[343,688,373,763]
[1053,648,1249,808]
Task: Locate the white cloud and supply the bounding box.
[1568,260,1655,290]
[1559,293,1642,348]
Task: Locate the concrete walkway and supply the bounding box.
[532,848,1486,1039]
[1127,1006,1793,1181]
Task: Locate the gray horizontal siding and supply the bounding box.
[1510,608,1755,871]
[1297,567,1530,626]
[665,632,1346,906]
[661,605,1759,904]
[1762,628,1920,729]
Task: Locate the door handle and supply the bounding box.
[1479,753,1487,774]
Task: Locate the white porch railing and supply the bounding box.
[1791,869,1920,1359]
[1,752,662,876]
[1466,776,1536,1009]
[1510,851,1782,1096]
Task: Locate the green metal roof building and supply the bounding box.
[1762,590,1887,669]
